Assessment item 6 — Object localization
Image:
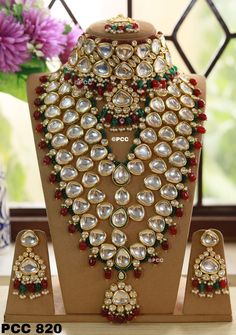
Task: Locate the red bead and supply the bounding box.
[13,279,21,290]
[43,156,51,165]
[160,79,166,88]
[39,75,48,83]
[197,99,205,108]
[104,24,111,30]
[219,279,227,289]
[116,315,126,323]
[176,208,183,217]
[41,279,48,289]
[97,86,104,96]
[134,268,142,278]
[54,190,62,199]
[35,86,45,94]
[105,113,113,123]
[180,190,189,200]
[152,80,160,89]
[89,257,96,266]
[118,25,124,31]
[106,83,113,92]
[133,307,140,316]
[189,158,197,166]
[64,73,71,81]
[49,173,56,183]
[194,141,202,149]
[196,126,206,134]
[68,224,77,234]
[73,74,79,82]
[118,117,125,125]
[131,114,139,123]
[188,173,196,182]
[33,110,41,120]
[107,314,115,322]
[34,98,42,106]
[27,283,35,293]
[38,140,47,149]
[192,279,199,288]
[161,241,169,250]
[60,207,68,216]
[206,285,213,292]
[198,113,207,121]
[126,313,134,321]
[133,23,139,29]
[104,268,112,279]
[88,82,96,90]
[132,84,138,92]
[76,81,84,89]
[189,78,197,86]
[36,123,43,133]
[79,241,87,250]
[169,226,177,235]
[193,88,201,97]
[101,308,108,317]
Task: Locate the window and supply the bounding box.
[1,0,235,239]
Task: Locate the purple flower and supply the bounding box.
[23,8,66,58]
[0,11,29,72]
[59,24,83,64]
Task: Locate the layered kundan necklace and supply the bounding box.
[33,18,206,322]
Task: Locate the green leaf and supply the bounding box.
[64,23,72,35]
[12,3,23,22]
[0,57,48,101]
[0,72,27,101]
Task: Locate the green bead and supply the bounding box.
[19,284,27,294]
[137,109,145,117]
[100,129,107,139]
[134,129,141,138]
[173,65,178,71]
[146,80,152,88]
[145,97,151,107]
[112,25,116,30]
[126,117,132,125]
[129,144,137,153]
[213,281,220,290]
[90,98,96,107]
[111,118,118,126]
[199,282,205,293]
[137,80,143,89]
[35,283,42,293]
[68,206,74,215]
[127,23,132,29]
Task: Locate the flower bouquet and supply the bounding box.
[0,0,82,100]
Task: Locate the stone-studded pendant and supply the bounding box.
[101,281,140,322]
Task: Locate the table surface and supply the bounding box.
[0,284,235,335]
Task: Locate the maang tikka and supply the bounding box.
[12,230,49,299]
[191,229,229,298]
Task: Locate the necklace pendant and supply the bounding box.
[101,281,140,322]
[112,164,131,186]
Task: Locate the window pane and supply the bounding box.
[177,0,225,74]
[203,40,236,205]
[0,94,44,207]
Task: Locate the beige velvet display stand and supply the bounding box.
[4,19,232,323]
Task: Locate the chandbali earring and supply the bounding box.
[12,230,49,299]
[191,229,229,298]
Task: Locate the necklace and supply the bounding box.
[33,29,206,322]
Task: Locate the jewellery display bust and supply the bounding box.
[27,16,206,322]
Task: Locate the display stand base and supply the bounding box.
[4,276,232,323]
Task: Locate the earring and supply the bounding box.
[12,230,49,299]
[191,229,229,298]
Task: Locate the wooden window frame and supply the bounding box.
[10,0,236,241]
